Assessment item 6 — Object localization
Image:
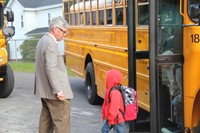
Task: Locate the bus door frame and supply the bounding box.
[149,0,184,132]
[128,0,149,132]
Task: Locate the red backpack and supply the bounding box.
[109,84,138,121]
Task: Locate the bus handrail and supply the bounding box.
[180,0,184,17]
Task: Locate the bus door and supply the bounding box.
[150,0,184,132]
[128,0,150,132]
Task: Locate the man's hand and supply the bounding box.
[57,91,65,101]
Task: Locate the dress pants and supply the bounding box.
[39,98,71,133]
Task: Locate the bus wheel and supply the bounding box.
[85,62,102,105]
[0,64,14,98]
[194,118,200,132]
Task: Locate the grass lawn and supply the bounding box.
[8,61,74,76]
[9,61,35,73]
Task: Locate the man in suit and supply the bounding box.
[34,16,73,133]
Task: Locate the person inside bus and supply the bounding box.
[101,69,125,133]
[162,50,183,129]
[116,9,123,25]
[115,0,122,5]
[34,16,73,133]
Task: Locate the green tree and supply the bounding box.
[19,35,42,62]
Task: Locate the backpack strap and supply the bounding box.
[108,86,118,103]
[108,85,126,122]
[108,86,126,123]
[119,109,125,119]
[134,89,138,113]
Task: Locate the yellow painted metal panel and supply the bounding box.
[65,25,149,112]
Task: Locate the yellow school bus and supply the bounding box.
[0,0,15,97]
[63,0,200,132]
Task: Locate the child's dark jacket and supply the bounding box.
[101,70,125,125]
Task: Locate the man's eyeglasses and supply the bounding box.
[57,27,67,34]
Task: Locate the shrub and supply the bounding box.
[19,35,42,61]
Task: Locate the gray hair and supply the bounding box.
[49,16,69,31]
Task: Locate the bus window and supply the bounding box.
[188,0,200,23]
[92,11,96,25]
[116,8,123,25]
[63,2,69,24]
[158,0,182,54]
[99,10,104,25]
[115,0,123,6]
[138,1,149,26]
[86,12,90,25]
[106,9,112,25]
[80,12,84,25]
[70,14,75,25]
[75,13,79,25]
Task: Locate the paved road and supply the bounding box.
[0,72,129,133]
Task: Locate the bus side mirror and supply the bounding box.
[6,10,14,22]
[3,26,15,37]
[189,4,200,19]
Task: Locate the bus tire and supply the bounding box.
[194,119,200,133]
[85,62,102,105]
[0,64,14,98]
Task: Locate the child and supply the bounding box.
[162,50,183,129]
[101,70,125,133]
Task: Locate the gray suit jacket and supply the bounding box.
[34,33,73,100]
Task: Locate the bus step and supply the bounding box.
[136,119,150,124]
[135,119,150,132]
[161,127,183,133]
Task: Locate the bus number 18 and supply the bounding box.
[191,34,200,43]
